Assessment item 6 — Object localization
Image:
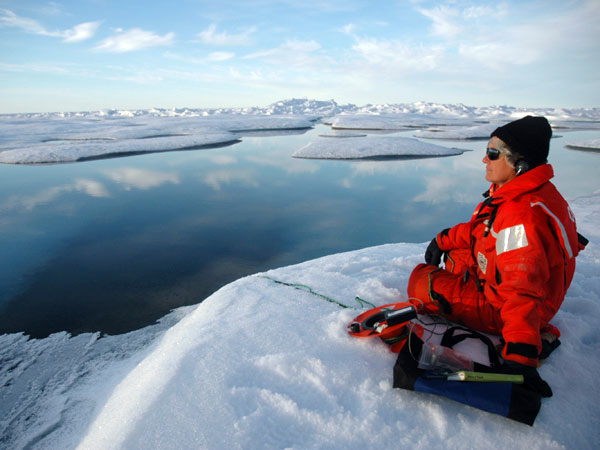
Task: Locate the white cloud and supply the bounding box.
[415,0,599,72]
[1,8,46,34]
[341,23,356,34]
[0,9,99,42]
[418,5,462,39]
[95,28,174,53]
[62,21,101,43]
[207,51,235,62]
[197,24,256,46]
[351,37,443,72]
[243,40,324,68]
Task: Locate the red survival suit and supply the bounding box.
[407,164,585,367]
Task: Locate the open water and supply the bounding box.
[1,124,598,337]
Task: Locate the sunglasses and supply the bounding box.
[486,147,502,161]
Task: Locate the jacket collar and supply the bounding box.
[488,164,554,201]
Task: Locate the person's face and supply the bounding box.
[483,137,517,188]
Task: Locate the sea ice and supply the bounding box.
[413,122,500,140]
[292,135,465,160]
[0,115,315,164]
[331,113,478,131]
[565,138,600,151]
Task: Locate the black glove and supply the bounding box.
[502,361,553,398]
[425,238,444,266]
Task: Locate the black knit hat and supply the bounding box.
[491,115,552,166]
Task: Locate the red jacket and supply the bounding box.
[436,164,583,366]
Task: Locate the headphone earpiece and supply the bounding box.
[515,159,530,175]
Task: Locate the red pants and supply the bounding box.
[406,249,503,335]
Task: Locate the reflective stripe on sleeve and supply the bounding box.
[531,201,574,259]
[493,224,529,255]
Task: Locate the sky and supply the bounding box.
[1,0,599,113]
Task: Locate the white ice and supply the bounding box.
[330,113,476,131]
[413,122,500,140]
[565,138,600,151]
[293,135,465,160]
[1,99,600,449]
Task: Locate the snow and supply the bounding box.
[413,122,500,140]
[292,136,465,160]
[565,138,600,151]
[1,98,600,449]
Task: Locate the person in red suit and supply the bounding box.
[407,116,587,396]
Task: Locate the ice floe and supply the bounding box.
[413,122,500,140]
[292,135,465,160]
[565,138,600,151]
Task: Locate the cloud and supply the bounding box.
[341,23,356,35]
[0,8,100,42]
[197,24,256,46]
[95,28,174,53]
[207,51,235,62]
[62,21,101,43]
[418,5,463,39]
[351,37,443,72]
[243,40,324,68]
[415,1,599,71]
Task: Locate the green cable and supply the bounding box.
[259,275,375,310]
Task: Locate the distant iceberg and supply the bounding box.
[292,136,465,160]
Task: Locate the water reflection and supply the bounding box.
[104,167,180,190]
[1,124,599,338]
[2,178,110,212]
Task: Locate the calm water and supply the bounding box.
[1,124,599,338]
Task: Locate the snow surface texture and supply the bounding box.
[2,99,600,164]
[1,194,599,450]
[293,135,464,160]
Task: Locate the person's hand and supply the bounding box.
[425,238,444,266]
[502,361,553,397]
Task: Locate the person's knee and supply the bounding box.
[407,263,436,299]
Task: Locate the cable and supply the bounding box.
[259,275,376,310]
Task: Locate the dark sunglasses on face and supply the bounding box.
[486,147,502,160]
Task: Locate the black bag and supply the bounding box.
[393,326,542,426]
